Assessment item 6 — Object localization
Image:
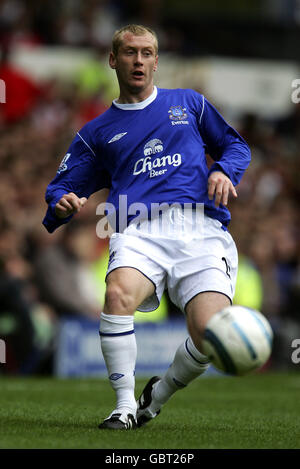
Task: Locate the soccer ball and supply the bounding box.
[202,305,273,376]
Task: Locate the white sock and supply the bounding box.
[149,337,210,414]
[99,312,137,416]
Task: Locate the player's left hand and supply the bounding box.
[207,171,237,207]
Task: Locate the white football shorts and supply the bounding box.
[106,207,238,313]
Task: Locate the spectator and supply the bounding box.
[0,46,42,125]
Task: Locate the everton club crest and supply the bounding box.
[168,106,189,125]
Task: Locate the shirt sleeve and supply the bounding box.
[42,130,111,233]
[198,95,251,185]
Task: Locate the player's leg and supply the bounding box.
[185,291,231,353]
[99,267,155,430]
[104,266,155,315]
[136,215,238,426]
[137,292,229,426]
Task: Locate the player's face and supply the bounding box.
[109,32,158,100]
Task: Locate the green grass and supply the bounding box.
[0,372,299,449]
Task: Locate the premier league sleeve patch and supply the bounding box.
[57,153,71,173]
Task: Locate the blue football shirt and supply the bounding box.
[43,87,251,233]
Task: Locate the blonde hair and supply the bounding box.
[112,24,158,56]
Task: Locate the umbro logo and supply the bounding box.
[109,373,124,381]
[108,132,127,144]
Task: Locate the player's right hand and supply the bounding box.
[55,192,87,218]
[207,171,237,207]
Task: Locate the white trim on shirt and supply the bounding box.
[113,86,158,110]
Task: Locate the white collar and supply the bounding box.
[113,86,157,110]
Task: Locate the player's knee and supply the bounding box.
[104,282,136,315]
[187,319,210,354]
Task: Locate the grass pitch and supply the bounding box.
[0,372,299,449]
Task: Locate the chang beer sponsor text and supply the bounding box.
[133,138,182,178]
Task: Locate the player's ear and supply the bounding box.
[153,55,158,72]
[109,52,116,69]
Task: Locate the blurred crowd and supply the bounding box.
[0,0,299,375]
[230,109,300,368]
[0,43,113,373]
[0,0,182,54]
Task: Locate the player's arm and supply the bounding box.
[198,96,251,207]
[43,131,110,233]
